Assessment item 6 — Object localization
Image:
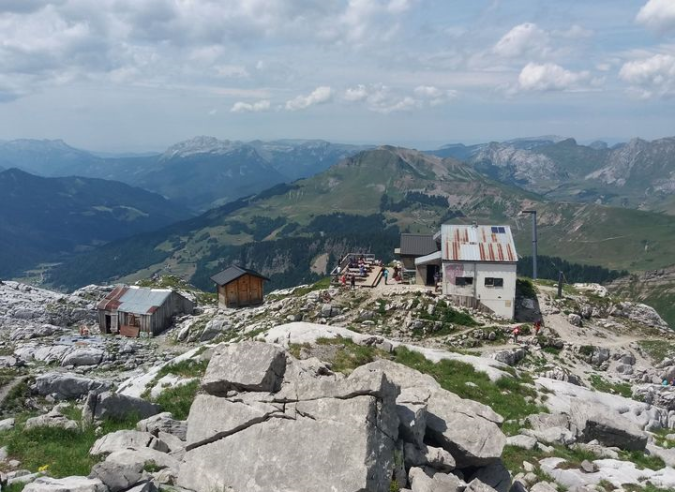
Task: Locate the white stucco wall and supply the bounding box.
[442,261,517,319]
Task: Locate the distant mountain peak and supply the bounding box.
[162,136,240,159]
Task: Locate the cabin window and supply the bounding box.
[484,277,504,287]
[491,226,506,234]
[455,277,473,286]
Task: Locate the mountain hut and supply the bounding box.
[97,286,194,337]
[211,265,270,308]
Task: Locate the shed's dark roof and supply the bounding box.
[399,234,438,257]
[211,265,270,286]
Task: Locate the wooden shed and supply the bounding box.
[211,265,269,309]
[97,286,194,337]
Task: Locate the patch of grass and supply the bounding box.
[1,378,33,417]
[542,346,562,356]
[589,374,633,399]
[623,483,673,492]
[392,347,545,421]
[579,345,596,357]
[619,450,665,471]
[517,278,537,298]
[293,277,331,297]
[0,414,139,478]
[639,340,675,364]
[143,460,166,473]
[156,359,209,379]
[315,337,389,374]
[153,380,200,420]
[501,445,546,475]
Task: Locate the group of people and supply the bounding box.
[512,319,542,343]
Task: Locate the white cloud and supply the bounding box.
[215,65,249,79]
[619,54,675,98]
[285,86,332,111]
[493,23,551,58]
[517,62,596,92]
[344,84,369,102]
[556,24,594,39]
[230,100,271,113]
[637,0,675,33]
[413,85,458,106]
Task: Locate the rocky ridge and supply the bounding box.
[1,278,675,491]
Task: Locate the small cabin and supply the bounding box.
[97,286,194,337]
[211,265,269,309]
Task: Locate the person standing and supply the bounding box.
[350,274,356,290]
[383,268,389,285]
[534,320,542,336]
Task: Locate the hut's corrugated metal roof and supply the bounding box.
[441,224,518,263]
[211,265,270,286]
[399,234,438,257]
[116,287,173,315]
[99,286,173,315]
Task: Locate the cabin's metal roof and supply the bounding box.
[211,265,270,286]
[399,234,439,257]
[97,286,172,315]
[441,224,518,263]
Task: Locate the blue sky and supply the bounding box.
[0,0,673,151]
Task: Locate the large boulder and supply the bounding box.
[201,342,287,395]
[408,467,465,492]
[186,394,284,448]
[61,348,104,367]
[85,391,161,422]
[137,412,187,441]
[571,400,647,451]
[35,372,109,400]
[425,390,506,467]
[25,410,78,431]
[23,476,106,492]
[90,430,169,457]
[89,459,145,492]
[179,395,399,492]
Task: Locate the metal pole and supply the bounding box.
[531,211,538,280]
[557,270,563,298]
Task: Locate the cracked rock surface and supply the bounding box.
[177,342,507,492]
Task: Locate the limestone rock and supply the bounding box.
[35,372,109,400]
[22,476,107,492]
[179,394,398,492]
[137,413,187,441]
[506,435,538,450]
[201,342,287,395]
[185,394,284,448]
[25,411,78,431]
[61,348,104,367]
[87,391,161,421]
[404,443,456,472]
[90,430,168,457]
[425,390,506,467]
[89,458,145,492]
[571,400,648,451]
[408,467,465,492]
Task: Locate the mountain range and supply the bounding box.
[0,137,368,211]
[429,136,675,215]
[47,147,675,296]
[0,168,190,278]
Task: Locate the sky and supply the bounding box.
[0,0,674,152]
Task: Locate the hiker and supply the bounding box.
[534,320,542,336]
[512,326,521,343]
[350,275,356,290]
[340,274,347,288]
[434,270,441,290]
[359,264,366,277]
[663,379,669,387]
[383,268,389,285]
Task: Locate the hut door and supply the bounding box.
[239,275,250,306]
[226,283,238,307]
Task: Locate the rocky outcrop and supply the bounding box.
[35,372,109,400]
[178,343,508,492]
[84,391,161,423]
[22,476,106,492]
